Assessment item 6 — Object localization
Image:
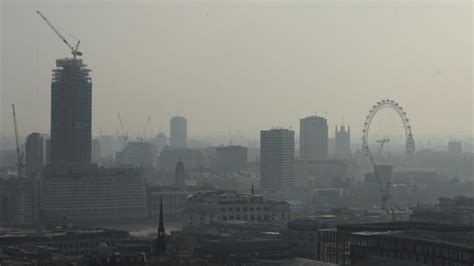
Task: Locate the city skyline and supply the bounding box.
[1,1,472,139]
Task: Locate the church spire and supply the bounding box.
[155,196,166,256]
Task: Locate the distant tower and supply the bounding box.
[175,160,185,187]
[25,133,44,177]
[155,196,166,256]
[335,122,351,160]
[300,116,328,160]
[170,116,187,148]
[50,58,92,164]
[448,140,462,156]
[260,128,295,191]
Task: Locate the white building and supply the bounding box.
[183,191,290,226]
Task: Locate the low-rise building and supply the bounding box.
[183,191,290,226]
[40,164,147,224]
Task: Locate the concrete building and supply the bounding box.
[25,133,44,178]
[215,145,247,173]
[91,139,101,163]
[147,184,214,222]
[448,140,462,155]
[260,128,295,191]
[50,58,92,164]
[294,159,351,188]
[411,196,474,225]
[116,141,156,168]
[335,125,351,160]
[170,116,187,148]
[0,227,129,257]
[300,116,328,160]
[40,164,147,224]
[183,191,290,226]
[0,177,34,225]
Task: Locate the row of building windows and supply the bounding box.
[221,206,267,212]
[223,214,269,221]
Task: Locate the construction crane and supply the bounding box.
[36,10,82,59]
[11,104,24,178]
[117,113,129,147]
[138,116,152,141]
[376,138,390,158]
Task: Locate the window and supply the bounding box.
[223,215,227,221]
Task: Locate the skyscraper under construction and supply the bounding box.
[50,58,92,164]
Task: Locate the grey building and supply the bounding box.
[25,133,44,178]
[300,116,328,160]
[335,125,351,160]
[215,145,247,173]
[159,147,204,171]
[91,139,101,163]
[448,140,462,156]
[260,128,295,191]
[170,116,187,148]
[50,58,92,164]
[116,141,156,168]
[40,164,147,224]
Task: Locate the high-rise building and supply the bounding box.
[170,116,187,148]
[300,116,328,160]
[335,125,351,160]
[25,133,44,177]
[50,58,92,164]
[260,128,295,191]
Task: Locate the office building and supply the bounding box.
[25,133,44,177]
[300,116,328,160]
[335,125,351,160]
[215,145,247,173]
[50,58,92,164]
[40,164,147,224]
[116,141,156,168]
[0,177,34,225]
[260,128,295,191]
[170,116,187,148]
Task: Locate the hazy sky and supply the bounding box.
[1,0,472,141]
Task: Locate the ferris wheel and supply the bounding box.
[362,99,415,168]
[361,99,415,211]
